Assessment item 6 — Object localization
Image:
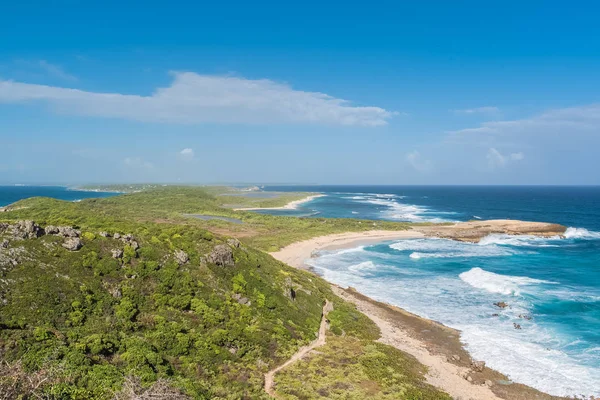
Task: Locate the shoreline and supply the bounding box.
[233,193,326,211]
[269,229,565,400]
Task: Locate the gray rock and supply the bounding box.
[113,233,121,239]
[129,241,140,251]
[0,223,8,233]
[466,375,473,382]
[111,249,124,259]
[206,244,234,266]
[485,379,493,387]
[58,226,80,238]
[62,238,83,251]
[227,238,241,248]
[174,249,189,265]
[45,225,59,235]
[494,301,508,309]
[99,231,111,238]
[471,360,486,372]
[451,354,461,362]
[513,323,522,330]
[0,239,9,249]
[12,220,44,239]
[237,296,249,305]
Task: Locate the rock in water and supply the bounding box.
[494,301,508,309]
[174,249,189,265]
[206,244,234,266]
[62,238,83,251]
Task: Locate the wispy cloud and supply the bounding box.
[405,150,433,172]
[37,60,78,82]
[449,104,600,136]
[123,157,153,169]
[179,148,195,161]
[453,106,500,115]
[487,148,525,169]
[0,72,396,126]
[13,59,78,82]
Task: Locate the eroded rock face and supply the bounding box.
[174,250,189,265]
[62,238,83,251]
[206,244,234,267]
[11,221,44,239]
[57,226,81,238]
[45,225,59,235]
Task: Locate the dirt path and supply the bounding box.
[264,300,333,398]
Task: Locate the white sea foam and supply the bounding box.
[348,261,378,273]
[390,238,516,258]
[564,227,600,239]
[478,234,560,247]
[459,267,557,296]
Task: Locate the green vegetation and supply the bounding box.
[274,336,451,399]
[0,186,449,399]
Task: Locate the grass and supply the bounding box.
[0,185,450,399]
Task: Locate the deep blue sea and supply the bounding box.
[0,185,119,207]
[262,186,600,397]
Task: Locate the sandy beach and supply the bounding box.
[270,228,564,400]
[234,194,326,211]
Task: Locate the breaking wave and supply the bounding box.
[459,267,558,296]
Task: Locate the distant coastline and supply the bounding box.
[233,193,325,211]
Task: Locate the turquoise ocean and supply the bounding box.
[260,186,600,398]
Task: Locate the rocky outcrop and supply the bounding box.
[111,249,124,259]
[416,219,567,243]
[57,226,81,238]
[174,250,189,265]
[206,244,234,267]
[99,231,111,238]
[62,238,83,251]
[10,220,44,239]
[0,239,8,249]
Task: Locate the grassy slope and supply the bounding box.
[0,187,448,399]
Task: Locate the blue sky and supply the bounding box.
[1,0,599,184]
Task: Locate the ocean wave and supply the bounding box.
[478,234,561,247]
[459,267,558,296]
[390,238,516,258]
[348,261,378,273]
[564,227,600,239]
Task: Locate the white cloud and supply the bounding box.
[406,151,433,173]
[179,148,194,161]
[123,157,153,169]
[486,148,524,169]
[454,106,499,115]
[0,72,396,126]
[450,103,600,136]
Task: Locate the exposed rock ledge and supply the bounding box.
[416,219,566,243]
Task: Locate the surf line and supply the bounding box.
[264,300,333,398]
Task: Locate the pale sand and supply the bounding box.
[332,287,502,400]
[268,228,558,400]
[234,194,326,211]
[270,229,423,269]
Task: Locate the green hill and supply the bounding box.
[0,187,449,399]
